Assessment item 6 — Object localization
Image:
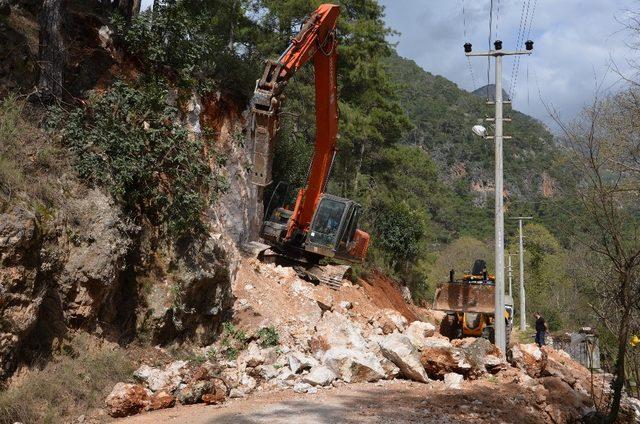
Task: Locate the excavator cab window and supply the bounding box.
[308,197,347,248]
[264,182,297,219]
[339,205,360,248]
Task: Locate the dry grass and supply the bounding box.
[0,94,70,214]
[0,333,134,424]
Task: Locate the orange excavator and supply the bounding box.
[249,4,369,283]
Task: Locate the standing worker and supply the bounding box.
[533,312,547,347]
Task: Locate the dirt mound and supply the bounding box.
[356,271,419,322]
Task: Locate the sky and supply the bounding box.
[139,0,638,130]
[378,0,638,131]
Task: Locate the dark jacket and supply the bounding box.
[535,316,546,332]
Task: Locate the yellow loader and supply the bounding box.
[433,259,514,345]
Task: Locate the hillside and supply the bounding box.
[386,53,558,204]
[472,84,510,101]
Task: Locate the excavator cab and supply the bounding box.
[261,187,369,263]
[307,194,368,262]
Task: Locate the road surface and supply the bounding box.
[119,379,544,423]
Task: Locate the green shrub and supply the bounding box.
[0,94,22,147]
[220,322,247,360]
[50,78,214,236]
[257,326,279,348]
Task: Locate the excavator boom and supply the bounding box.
[249,4,369,268]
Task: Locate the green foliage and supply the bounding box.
[370,199,426,264]
[51,79,214,236]
[220,322,247,360]
[112,0,261,93]
[257,326,279,348]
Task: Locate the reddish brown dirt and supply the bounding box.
[357,271,419,322]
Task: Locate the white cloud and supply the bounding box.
[379,0,638,131]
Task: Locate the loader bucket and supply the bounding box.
[433,281,495,314]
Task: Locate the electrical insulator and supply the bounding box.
[494,40,503,50]
[464,42,472,53]
[525,40,534,51]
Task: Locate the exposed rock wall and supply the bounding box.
[0,189,135,378]
[0,92,253,379]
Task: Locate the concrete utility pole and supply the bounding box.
[507,253,517,298]
[511,216,532,331]
[465,39,533,354]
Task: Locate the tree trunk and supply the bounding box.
[117,0,140,20]
[228,0,237,50]
[353,141,366,195]
[37,0,65,103]
[605,275,632,423]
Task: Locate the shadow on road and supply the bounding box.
[207,382,543,424]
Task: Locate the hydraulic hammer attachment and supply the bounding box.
[250,60,284,186]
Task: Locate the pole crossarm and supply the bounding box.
[466,50,532,57]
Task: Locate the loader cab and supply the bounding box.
[305,194,367,262]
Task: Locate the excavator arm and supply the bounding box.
[250,4,369,265]
[250,4,339,234]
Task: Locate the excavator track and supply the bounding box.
[244,246,351,290]
[292,264,352,290]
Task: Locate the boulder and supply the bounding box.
[403,321,436,350]
[372,310,408,335]
[133,362,185,392]
[105,383,150,418]
[541,346,591,389]
[293,382,313,393]
[229,388,246,398]
[257,364,279,380]
[483,354,508,374]
[384,310,408,332]
[238,342,264,368]
[302,366,337,387]
[443,372,464,389]
[240,373,257,392]
[202,378,227,405]
[510,344,547,378]
[147,390,175,411]
[288,351,319,374]
[315,311,368,351]
[420,338,472,379]
[366,337,401,380]
[539,376,593,423]
[378,333,429,383]
[177,380,212,405]
[277,368,297,383]
[322,348,385,383]
[453,337,504,377]
[202,392,226,405]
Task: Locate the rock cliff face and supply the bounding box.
[0,93,252,379]
[0,188,136,378]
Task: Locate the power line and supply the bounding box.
[510,0,538,103]
[487,0,494,95]
[461,0,478,89]
[509,0,531,100]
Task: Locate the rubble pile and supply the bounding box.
[105,259,639,422]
